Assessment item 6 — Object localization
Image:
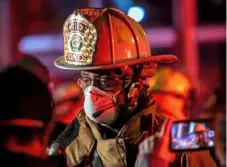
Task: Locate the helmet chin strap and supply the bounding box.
[114,64,145,113]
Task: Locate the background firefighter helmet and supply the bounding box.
[17,54,50,84]
[0,65,52,129]
[145,65,195,119]
[53,81,84,124]
[146,66,192,99]
[55,8,177,71]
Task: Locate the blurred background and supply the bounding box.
[0,0,225,105]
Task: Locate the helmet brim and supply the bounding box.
[54,54,178,71]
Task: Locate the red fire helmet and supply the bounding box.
[55,8,177,71]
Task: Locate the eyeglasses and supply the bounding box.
[76,76,131,89]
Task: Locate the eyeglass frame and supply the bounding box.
[75,75,132,89]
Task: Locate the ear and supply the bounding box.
[121,66,133,76]
[141,62,158,78]
[76,79,84,88]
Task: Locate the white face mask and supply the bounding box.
[83,85,118,125]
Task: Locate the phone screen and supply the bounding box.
[170,119,215,151]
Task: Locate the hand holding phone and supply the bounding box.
[138,118,176,162]
[170,119,215,152]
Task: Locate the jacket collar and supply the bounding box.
[86,103,156,143]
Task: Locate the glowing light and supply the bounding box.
[127,6,145,22]
[208,141,214,147]
[208,130,215,138]
[18,25,226,54]
[18,34,63,53]
[112,0,133,12]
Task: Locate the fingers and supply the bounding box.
[139,118,172,155]
[158,118,173,138]
[139,136,155,154]
[138,118,176,163]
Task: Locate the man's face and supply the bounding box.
[76,70,129,124]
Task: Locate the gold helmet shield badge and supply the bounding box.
[63,11,98,66]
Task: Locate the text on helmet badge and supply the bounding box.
[63,11,98,66]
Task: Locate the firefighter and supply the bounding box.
[145,65,194,120]
[48,8,177,167]
[192,123,209,149]
[0,65,62,167]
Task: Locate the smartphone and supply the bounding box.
[170,119,215,152]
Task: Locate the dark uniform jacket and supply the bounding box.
[53,103,165,167]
